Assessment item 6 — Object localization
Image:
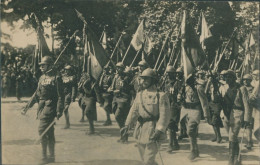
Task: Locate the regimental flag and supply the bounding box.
[181,10,206,80]
[243,32,256,74]
[197,12,212,49]
[85,25,109,80]
[144,36,153,55]
[32,13,51,79]
[131,20,145,51]
[101,30,107,50]
[82,24,88,72]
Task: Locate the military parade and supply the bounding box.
[1,1,259,165]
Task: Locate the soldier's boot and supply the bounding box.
[121,133,128,144]
[228,142,235,165]
[103,112,112,126]
[216,127,222,143]
[179,126,188,140]
[167,130,174,153]
[64,111,70,129]
[87,120,95,135]
[211,126,217,142]
[79,110,85,122]
[172,131,180,151]
[48,141,55,163]
[39,141,48,165]
[233,142,241,165]
[188,137,199,161]
[245,128,253,150]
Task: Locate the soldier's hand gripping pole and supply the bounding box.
[21,91,37,115]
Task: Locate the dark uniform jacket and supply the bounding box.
[62,75,77,103]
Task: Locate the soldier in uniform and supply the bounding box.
[78,72,100,135]
[222,70,251,165]
[164,65,180,152]
[121,68,171,165]
[62,65,77,129]
[22,56,64,164]
[99,65,114,126]
[235,70,241,85]
[108,62,132,143]
[176,67,188,140]
[249,70,260,142]
[178,72,210,160]
[131,60,149,94]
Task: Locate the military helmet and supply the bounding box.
[116,62,125,68]
[140,68,156,78]
[64,65,72,70]
[166,65,175,73]
[220,70,227,75]
[235,69,240,73]
[39,56,53,65]
[252,70,259,76]
[124,66,132,74]
[242,74,252,80]
[224,69,236,79]
[138,60,148,67]
[197,70,205,75]
[176,67,183,73]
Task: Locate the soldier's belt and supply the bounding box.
[183,102,200,109]
[233,106,244,111]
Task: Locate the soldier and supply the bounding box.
[62,65,77,129]
[176,67,188,140]
[241,74,254,149]
[99,65,114,126]
[235,70,241,85]
[164,65,180,152]
[178,72,210,160]
[131,60,149,93]
[78,72,100,135]
[22,56,64,164]
[121,68,171,165]
[249,70,260,142]
[108,62,132,143]
[207,71,223,143]
[222,70,251,165]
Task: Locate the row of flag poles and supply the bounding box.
[32,9,257,82]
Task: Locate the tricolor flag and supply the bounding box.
[131,20,145,51]
[181,10,206,80]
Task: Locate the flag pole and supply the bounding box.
[154,31,172,70]
[122,43,131,63]
[130,50,141,67]
[110,32,125,61]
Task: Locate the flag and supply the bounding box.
[242,32,255,75]
[144,36,153,54]
[131,20,145,51]
[248,33,255,48]
[85,25,109,80]
[101,30,107,49]
[82,24,88,72]
[198,12,212,49]
[181,10,206,80]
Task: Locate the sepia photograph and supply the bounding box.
[1,1,259,165]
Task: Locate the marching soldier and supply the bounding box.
[164,65,180,152]
[176,67,188,140]
[131,60,149,93]
[62,65,77,129]
[235,70,241,85]
[121,68,171,165]
[222,70,251,165]
[99,65,114,126]
[241,74,254,149]
[22,56,64,164]
[178,72,210,160]
[108,62,132,143]
[78,72,100,135]
[249,70,260,142]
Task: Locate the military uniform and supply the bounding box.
[125,85,171,165]
[62,68,77,129]
[99,70,114,125]
[178,75,210,160]
[36,70,64,163]
[78,73,99,134]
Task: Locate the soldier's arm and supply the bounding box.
[240,87,251,122]
[56,75,65,115]
[156,93,171,132]
[125,93,140,127]
[197,85,210,119]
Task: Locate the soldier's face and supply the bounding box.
[138,65,146,72]
[224,75,235,85]
[40,64,49,73]
[243,79,251,86]
[141,77,152,89]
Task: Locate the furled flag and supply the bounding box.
[198,12,212,49]
[181,10,206,80]
[243,32,256,75]
[131,20,145,51]
[101,30,107,50]
[144,36,153,54]
[85,25,110,80]
[82,24,88,72]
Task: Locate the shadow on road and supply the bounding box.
[51,159,143,165]
[2,139,36,145]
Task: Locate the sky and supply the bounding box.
[1,19,57,49]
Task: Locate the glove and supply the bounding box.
[56,112,62,120]
[150,129,163,142]
[242,121,250,129]
[120,126,129,137]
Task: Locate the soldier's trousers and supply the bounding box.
[137,142,159,165]
[180,107,200,138]
[82,97,97,121]
[38,117,55,146]
[113,101,130,128]
[223,109,243,142]
[253,108,260,141]
[103,96,113,114]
